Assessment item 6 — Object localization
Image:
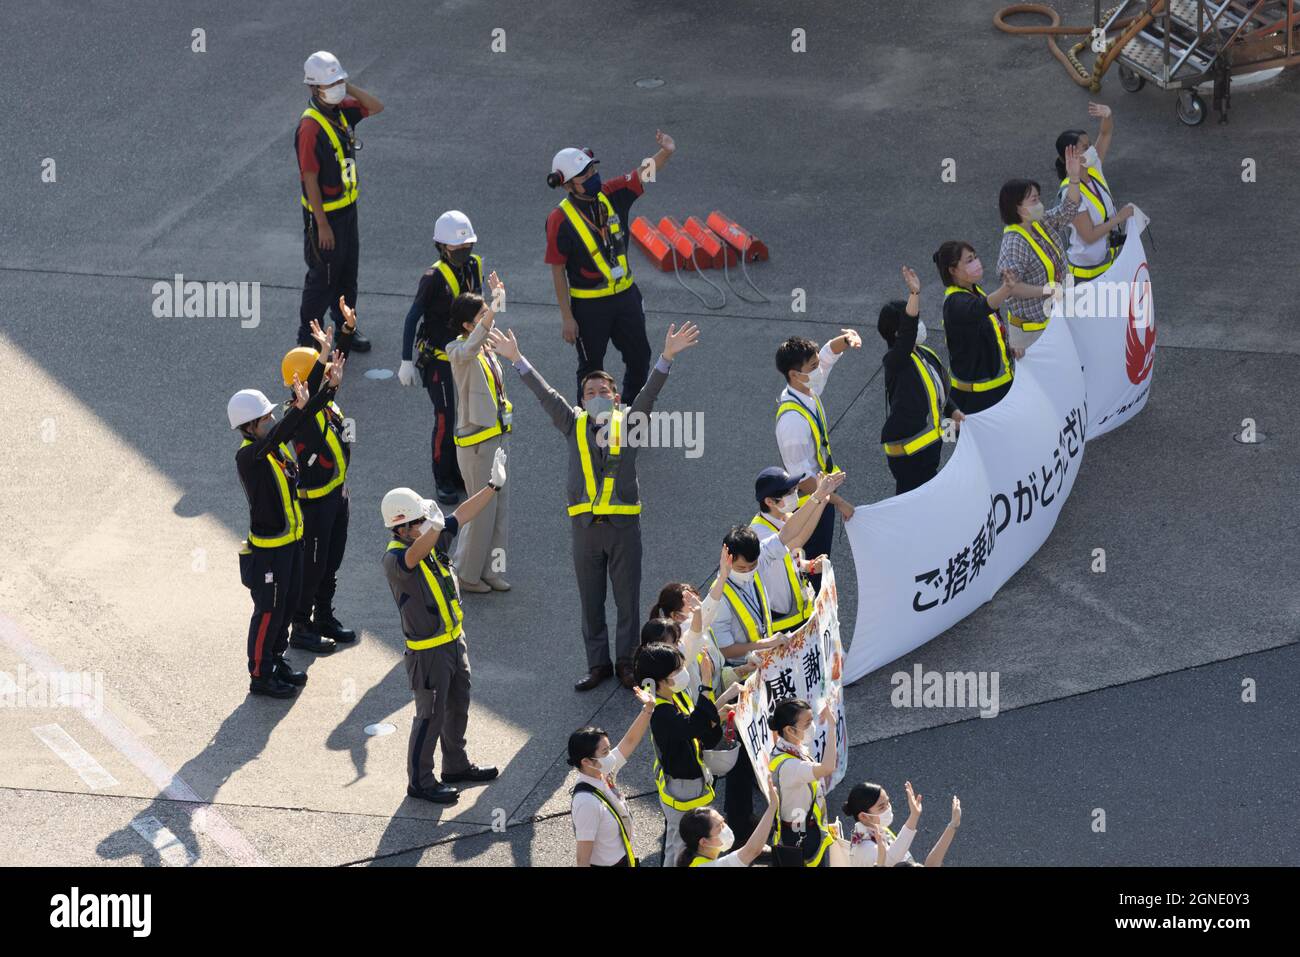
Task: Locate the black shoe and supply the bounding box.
[407,782,459,804]
[249,675,298,698]
[435,482,461,506]
[441,764,499,785]
[273,657,308,686]
[575,665,614,692]
[615,661,637,690]
[349,332,372,353]
[314,611,357,643]
[289,627,337,654]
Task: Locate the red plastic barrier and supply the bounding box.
[706,211,769,262]
[684,216,737,268]
[631,216,676,271]
[657,216,699,271]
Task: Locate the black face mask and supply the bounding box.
[445,246,473,267]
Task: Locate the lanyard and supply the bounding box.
[785,387,829,444]
[732,579,766,627]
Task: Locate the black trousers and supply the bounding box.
[571,285,651,403]
[723,751,759,844]
[886,442,943,496]
[297,205,359,348]
[803,501,836,595]
[294,491,349,627]
[240,542,302,677]
[422,357,464,490]
[950,380,1011,415]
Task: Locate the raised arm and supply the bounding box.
[489,328,578,435]
[1089,102,1114,162]
[614,687,658,759]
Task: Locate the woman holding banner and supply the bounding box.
[1054,103,1134,281]
[768,697,838,867]
[934,242,1020,414]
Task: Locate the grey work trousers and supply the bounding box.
[571,517,642,671]
[453,435,509,585]
[406,638,472,789]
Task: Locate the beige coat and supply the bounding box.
[445,320,510,441]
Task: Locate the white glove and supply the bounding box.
[490,447,507,488]
[398,359,419,387]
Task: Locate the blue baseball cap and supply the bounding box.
[755,467,801,505]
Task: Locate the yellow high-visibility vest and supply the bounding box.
[453,347,513,448]
[386,540,464,651]
[652,690,715,812]
[883,346,943,457]
[241,440,304,547]
[424,256,484,362]
[567,409,641,517]
[944,285,1013,393]
[573,782,637,867]
[1060,171,1119,279]
[298,401,348,499]
[770,751,834,867]
[300,108,358,212]
[748,513,813,632]
[1002,221,1063,331]
[719,577,772,644]
[775,393,840,475]
[559,194,635,299]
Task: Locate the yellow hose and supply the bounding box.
[994,3,1161,93]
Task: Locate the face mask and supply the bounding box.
[779,492,798,514]
[578,172,602,196]
[802,722,816,748]
[712,825,735,853]
[914,320,928,346]
[668,668,690,693]
[875,807,894,829]
[1023,201,1045,222]
[445,246,473,267]
[730,568,756,587]
[583,395,615,419]
[1082,146,1099,168]
[594,751,619,774]
[319,82,347,105]
[967,258,984,282]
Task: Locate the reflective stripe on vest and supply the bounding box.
[688,855,713,867]
[720,578,772,643]
[1061,168,1113,223]
[652,690,715,812]
[1003,222,1062,331]
[769,751,834,867]
[775,395,840,475]
[944,285,1013,393]
[574,782,637,867]
[453,348,513,447]
[568,409,641,517]
[425,257,483,362]
[559,195,635,299]
[300,108,357,212]
[769,552,812,632]
[883,347,943,457]
[242,440,304,547]
[386,540,464,650]
[1068,244,1118,279]
[298,402,348,499]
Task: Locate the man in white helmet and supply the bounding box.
[380,449,507,803]
[295,50,384,354]
[544,131,677,403]
[229,361,341,698]
[397,209,487,505]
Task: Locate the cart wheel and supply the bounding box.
[1176,89,1205,126]
[1118,65,1144,92]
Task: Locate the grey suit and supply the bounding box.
[520,358,671,670]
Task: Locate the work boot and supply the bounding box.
[574,665,613,692]
[249,674,298,699]
[273,657,308,687]
[314,610,357,643]
[441,764,499,785]
[289,625,336,654]
[349,332,372,353]
[407,782,459,804]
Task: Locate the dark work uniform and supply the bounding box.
[295,95,370,349]
[544,169,652,402]
[290,335,353,632]
[881,311,957,496]
[941,284,1014,415]
[236,385,335,677]
[400,257,484,492]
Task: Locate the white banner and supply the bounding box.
[733,561,848,800]
[842,230,1156,684]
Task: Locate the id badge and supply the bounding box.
[610,264,625,280]
[501,410,513,428]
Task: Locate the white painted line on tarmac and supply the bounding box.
[0,614,269,866]
[130,814,197,867]
[32,723,120,790]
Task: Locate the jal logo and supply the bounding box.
[1124,261,1155,385]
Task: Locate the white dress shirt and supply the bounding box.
[572,747,635,866]
[775,342,841,480]
[1061,159,1117,270]
[848,820,917,867]
[771,740,825,824]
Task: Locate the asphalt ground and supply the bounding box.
[1,0,1296,867]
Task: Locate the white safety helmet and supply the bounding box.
[702,744,741,776]
[227,389,276,430]
[303,51,347,86]
[551,147,596,184]
[381,487,443,529]
[433,210,477,246]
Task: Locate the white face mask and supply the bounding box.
[730,567,756,587]
[914,320,928,347]
[874,807,894,829]
[593,751,618,774]
[1082,145,1099,168]
[668,668,690,693]
[1023,201,1045,222]
[711,825,735,853]
[583,395,615,420]
[319,82,347,105]
[778,492,798,514]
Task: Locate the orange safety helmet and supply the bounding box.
[281,347,319,387]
